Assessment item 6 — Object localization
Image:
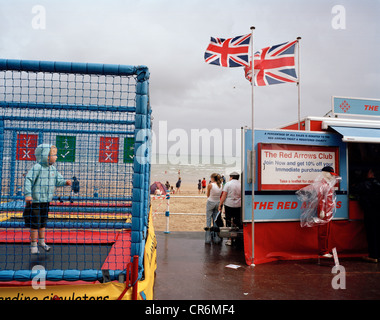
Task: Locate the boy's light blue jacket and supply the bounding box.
[24,144,67,203]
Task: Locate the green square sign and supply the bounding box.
[124,137,134,163]
[56,136,76,162]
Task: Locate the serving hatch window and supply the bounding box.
[348,143,380,196]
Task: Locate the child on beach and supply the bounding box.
[24,144,72,254]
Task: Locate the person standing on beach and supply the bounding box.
[176,177,182,193]
[218,171,242,246]
[197,179,202,194]
[205,173,223,244]
[201,178,207,194]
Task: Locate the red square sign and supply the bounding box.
[16,134,38,161]
[99,137,119,163]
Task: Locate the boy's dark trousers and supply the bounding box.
[23,202,50,229]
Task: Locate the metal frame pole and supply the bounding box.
[250,26,255,266]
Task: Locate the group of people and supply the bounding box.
[204,171,241,246]
[204,166,380,263]
[161,178,182,195]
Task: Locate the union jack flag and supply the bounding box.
[245,40,298,86]
[204,34,251,68]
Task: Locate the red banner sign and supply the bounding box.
[99,137,119,163]
[16,134,38,161]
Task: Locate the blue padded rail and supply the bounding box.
[0,269,124,282]
[0,59,148,79]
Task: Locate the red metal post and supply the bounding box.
[117,262,132,300]
[131,255,139,300]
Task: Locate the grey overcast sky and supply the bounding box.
[0,0,379,138]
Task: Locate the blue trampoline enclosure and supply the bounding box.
[0,59,151,282]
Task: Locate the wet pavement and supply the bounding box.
[154,231,380,300]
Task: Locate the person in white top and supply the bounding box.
[205,173,223,244]
[218,172,242,245]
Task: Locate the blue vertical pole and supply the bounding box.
[0,120,4,198]
[164,191,170,234]
[9,131,17,197]
[38,132,43,145]
[131,67,150,276]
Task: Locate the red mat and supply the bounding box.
[102,230,132,270]
[0,228,119,244]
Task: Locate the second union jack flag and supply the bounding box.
[245,40,298,86]
[204,34,251,68]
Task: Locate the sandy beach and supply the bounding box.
[150,155,241,232]
[151,183,208,232]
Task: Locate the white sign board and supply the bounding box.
[258,143,339,191]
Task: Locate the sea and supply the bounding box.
[150,154,242,188]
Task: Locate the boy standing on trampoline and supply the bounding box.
[24,144,72,254]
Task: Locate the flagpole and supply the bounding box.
[250,25,255,267]
[297,37,301,130]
